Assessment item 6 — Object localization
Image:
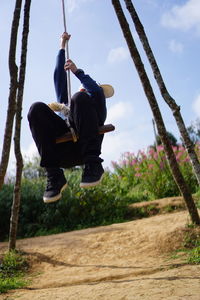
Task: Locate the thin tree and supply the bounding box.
[111,0,200,225]
[9,0,32,250]
[124,0,200,186]
[0,0,23,190]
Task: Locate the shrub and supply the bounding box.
[0,169,131,240]
[0,184,13,240]
[112,145,198,199]
[1,144,199,241]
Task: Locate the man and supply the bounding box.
[28,33,113,203]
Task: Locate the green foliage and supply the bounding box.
[22,154,46,179]
[155,131,178,147]
[112,145,198,200]
[194,189,200,209]
[0,184,13,240]
[183,229,200,264]
[172,228,200,265]
[1,143,199,241]
[0,251,28,293]
[187,246,200,264]
[0,169,132,240]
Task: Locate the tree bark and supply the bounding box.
[9,0,32,250]
[112,0,200,225]
[0,0,23,190]
[124,0,200,186]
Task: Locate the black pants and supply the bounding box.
[27,92,104,168]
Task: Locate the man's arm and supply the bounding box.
[64,59,103,96]
[54,33,71,104]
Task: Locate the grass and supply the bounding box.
[183,227,200,264]
[187,246,200,264]
[0,250,29,294]
[170,226,200,265]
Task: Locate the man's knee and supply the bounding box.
[27,102,48,121]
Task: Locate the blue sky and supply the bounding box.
[1,0,200,174]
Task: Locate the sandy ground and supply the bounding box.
[0,201,200,300]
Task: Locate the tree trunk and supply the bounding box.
[124,0,200,186]
[9,0,32,251]
[0,0,23,190]
[111,0,200,225]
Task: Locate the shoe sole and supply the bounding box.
[43,183,68,203]
[80,174,104,188]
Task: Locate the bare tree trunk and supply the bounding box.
[124,0,200,185]
[0,0,23,190]
[112,0,200,225]
[9,0,32,250]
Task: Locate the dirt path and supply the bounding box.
[1,209,200,300]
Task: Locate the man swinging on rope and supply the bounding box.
[28,33,114,203]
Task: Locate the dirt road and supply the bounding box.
[1,207,200,299]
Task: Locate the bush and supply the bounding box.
[0,184,13,240]
[0,169,131,241]
[112,145,198,199]
[1,144,199,241]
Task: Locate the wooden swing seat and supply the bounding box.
[56,123,115,143]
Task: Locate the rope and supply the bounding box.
[61,0,67,32]
[61,0,71,105]
[61,0,77,142]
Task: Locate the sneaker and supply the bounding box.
[80,162,104,188]
[43,171,67,203]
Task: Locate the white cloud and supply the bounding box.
[161,0,200,34]
[107,47,129,64]
[67,0,94,13]
[21,142,38,161]
[102,123,154,170]
[3,144,15,175]
[168,39,183,53]
[102,102,154,169]
[192,94,200,116]
[102,130,138,169]
[106,101,133,123]
[67,0,77,12]
[0,142,38,176]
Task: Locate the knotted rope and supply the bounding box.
[60,0,77,142]
[61,0,72,105]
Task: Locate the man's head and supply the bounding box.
[79,84,114,98]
